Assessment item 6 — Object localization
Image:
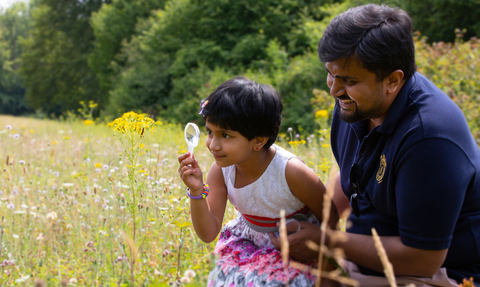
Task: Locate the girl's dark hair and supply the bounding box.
[318,4,416,81]
[201,77,282,149]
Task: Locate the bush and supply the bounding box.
[415,31,480,143]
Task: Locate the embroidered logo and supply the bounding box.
[376,154,387,184]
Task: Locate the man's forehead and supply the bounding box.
[325,58,370,77]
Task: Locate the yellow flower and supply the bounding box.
[94,163,102,168]
[51,140,57,145]
[88,101,98,108]
[288,140,306,148]
[84,119,94,126]
[315,110,329,118]
[107,111,155,136]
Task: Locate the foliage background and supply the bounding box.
[1,0,480,285]
[1,0,480,137]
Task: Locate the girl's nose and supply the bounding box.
[207,136,221,151]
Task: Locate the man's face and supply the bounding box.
[325,57,390,124]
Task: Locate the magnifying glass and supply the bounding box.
[184,123,200,157]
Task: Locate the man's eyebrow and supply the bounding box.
[324,65,358,81]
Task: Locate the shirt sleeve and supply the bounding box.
[395,138,474,250]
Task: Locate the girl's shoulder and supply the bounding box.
[272,144,296,160]
[272,144,305,166]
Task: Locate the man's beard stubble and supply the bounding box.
[335,97,364,124]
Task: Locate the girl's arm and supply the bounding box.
[178,153,228,243]
[285,158,339,229]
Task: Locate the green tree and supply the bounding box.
[349,0,480,43]
[0,2,31,115]
[19,0,108,116]
[89,0,166,97]
[107,0,337,125]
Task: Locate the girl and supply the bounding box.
[178,77,338,286]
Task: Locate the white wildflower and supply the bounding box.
[46,211,58,220]
[36,233,45,241]
[184,269,196,278]
[15,275,30,283]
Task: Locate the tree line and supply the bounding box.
[1,0,479,134]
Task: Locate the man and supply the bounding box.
[270,4,480,286]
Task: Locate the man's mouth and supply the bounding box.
[339,99,355,104]
[337,96,355,105]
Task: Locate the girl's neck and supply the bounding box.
[234,145,276,188]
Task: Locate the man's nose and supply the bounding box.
[329,78,345,98]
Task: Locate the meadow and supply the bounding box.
[0,114,334,286]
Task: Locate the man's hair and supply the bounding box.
[201,76,282,149]
[318,4,416,81]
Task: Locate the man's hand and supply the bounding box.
[269,221,322,262]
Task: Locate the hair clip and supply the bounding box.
[199,100,209,115]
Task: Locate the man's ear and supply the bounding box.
[253,137,269,151]
[386,69,405,94]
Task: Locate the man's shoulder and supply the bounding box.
[400,73,472,143]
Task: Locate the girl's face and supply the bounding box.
[205,120,255,167]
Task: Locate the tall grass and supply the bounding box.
[0,115,333,286]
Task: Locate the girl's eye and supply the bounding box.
[222,133,231,139]
[206,129,212,135]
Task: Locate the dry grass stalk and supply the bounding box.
[291,259,359,286]
[279,209,290,287]
[371,228,397,287]
[314,164,337,287]
[308,267,360,286]
[121,230,139,283]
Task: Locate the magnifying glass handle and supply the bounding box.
[188,144,194,157]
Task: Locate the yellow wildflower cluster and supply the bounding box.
[288,140,306,148]
[107,111,155,136]
[315,110,329,118]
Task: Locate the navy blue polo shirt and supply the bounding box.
[331,72,480,284]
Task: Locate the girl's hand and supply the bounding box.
[177,153,204,195]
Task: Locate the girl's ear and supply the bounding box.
[253,137,269,151]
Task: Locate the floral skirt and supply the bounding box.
[208,215,319,287]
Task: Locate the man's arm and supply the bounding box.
[269,222,447,277]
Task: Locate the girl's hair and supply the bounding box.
[201,76,282,149]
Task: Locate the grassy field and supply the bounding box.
[0,115,334,286]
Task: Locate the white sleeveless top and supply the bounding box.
[221,145,308,220]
